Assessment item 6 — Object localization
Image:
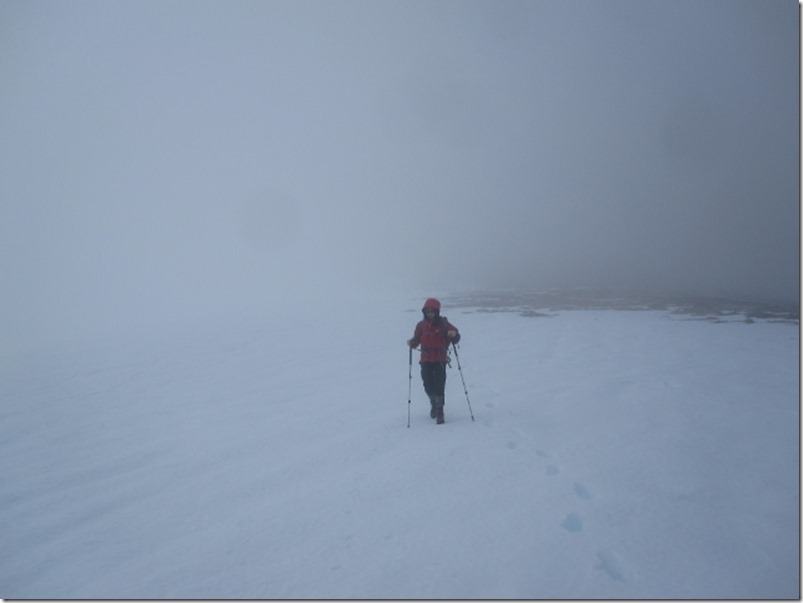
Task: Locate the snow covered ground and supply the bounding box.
[1,291,799,599]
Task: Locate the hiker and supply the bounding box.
[407,298,460,424]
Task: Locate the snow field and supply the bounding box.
[1,299,798,598]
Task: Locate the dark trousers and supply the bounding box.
[420,362,447,400]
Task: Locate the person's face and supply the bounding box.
[424,308,437,319]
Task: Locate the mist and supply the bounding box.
[1,0,798,346]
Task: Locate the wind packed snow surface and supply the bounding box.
[1,292,799,599]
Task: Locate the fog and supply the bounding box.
[1,0,798,346]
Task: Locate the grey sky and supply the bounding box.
[1,0,798,344]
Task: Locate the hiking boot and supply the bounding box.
[435,396,445,424]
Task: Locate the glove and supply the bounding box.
[447,330,457,339]
[407,339,417,347]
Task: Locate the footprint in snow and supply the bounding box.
[574,482,592,500]
[596,549,628,582]
[534,449,560,475]
[561,512,583,532]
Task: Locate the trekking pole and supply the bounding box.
[407,344,413,428]
[452,343,475,422]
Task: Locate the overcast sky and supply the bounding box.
[1,0,798,344]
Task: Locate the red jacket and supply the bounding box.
[410,316,460,364]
